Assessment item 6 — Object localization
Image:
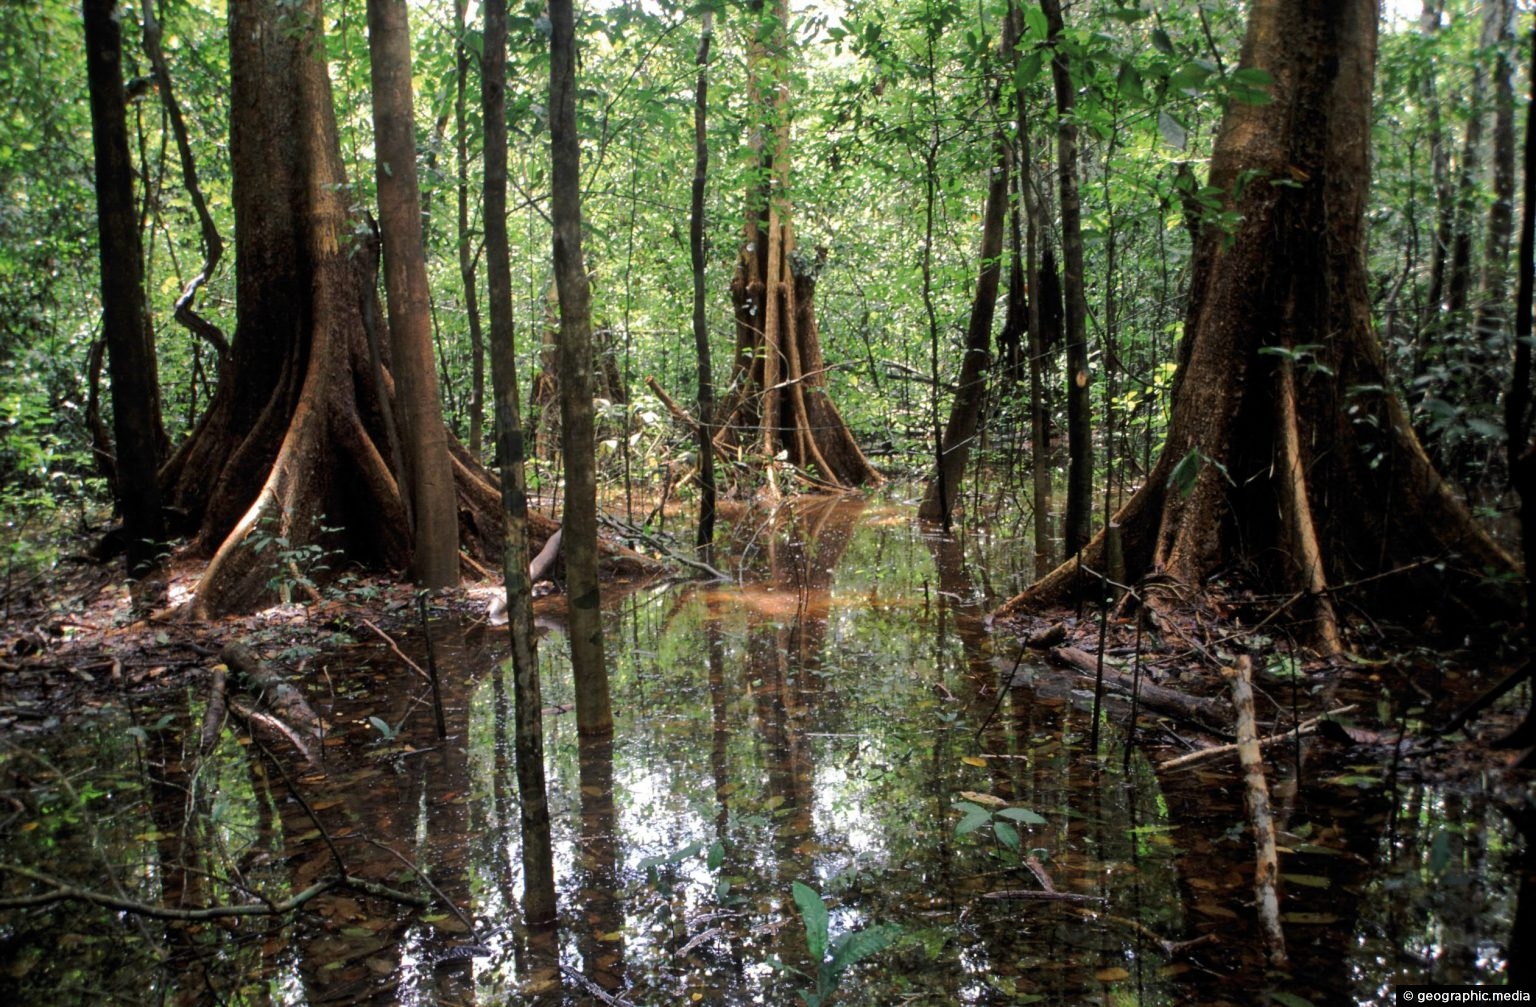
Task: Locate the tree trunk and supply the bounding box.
[918,141,1008,524]
[1471,0,1517,405]
[367,0,460,589]
[998,0,1517,642]
[550,0,613,737]
[158,0,520,617]
[1042,0,1093,557]
[482,0,557,929]
[719,0,881,494]
[456,0,485,460]
[85,0,165,580]
[691,9,717,556]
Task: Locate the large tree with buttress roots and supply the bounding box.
[998,0,1518,647]
[159,0,571,617]
[715,0,881,496]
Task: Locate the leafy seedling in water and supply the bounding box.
[954,797,1047,856]
[771,880,900,1007]
[367,715,404,742]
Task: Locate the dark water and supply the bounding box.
[0,493,1526,1005]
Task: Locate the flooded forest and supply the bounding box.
[2,0,1535,1005]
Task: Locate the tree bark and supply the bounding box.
[691,9,717,556]
[550,0,613,737]
[482,0,557,929]
[998,0,1518,640]
[1471,0,1517,406]
[918,144,1008,524]
[1041,0,1093,557]
[455,0,485,460]
[720,0,881,494]
[85,0,165,579]
[367,0,460,589]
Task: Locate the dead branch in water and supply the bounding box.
[1229,654,1289,969]
[1160,704,1357,770]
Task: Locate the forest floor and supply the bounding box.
[2,526,1532,788]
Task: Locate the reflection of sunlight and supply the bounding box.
[812,763,881,862]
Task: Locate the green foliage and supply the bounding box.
[774,880,901,1007]
[0,0,1514,576]
[954,797,1047,856]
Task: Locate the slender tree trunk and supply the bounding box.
[550,0,612,736]
[918,139,1009,524]
[1041,0,1092,556]
[1510,21,1536,632]
[456,0,485,460]
[1013,14,1054,576]
[482,0,557,929]
[367,0,460,588]
[85,0,165,580]
[691,9,717,556]
[1473,0,1516,398]
[139,0,227,370]
[1417,0,1453,366]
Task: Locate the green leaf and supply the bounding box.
[1024,5,1048,39]
[1170,61,1213,95]
[1231,66,1275,87]
[1014,49,1044,89]
[955,801,993,836]
[1106,7,1150,24]
[1268,994,1317,1007]
[1116,61,1145,105]
[1157,109,1187,149]
[1150,27,1174,54]
[1280,873,1332,889]
[993,820,1021,851]
[707,839,724,871]
[827,923,900,974]
[1168,447,1202,497]
[792,881,830,962]
[997,807,1048,826]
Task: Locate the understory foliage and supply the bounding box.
[0,0,1526,582]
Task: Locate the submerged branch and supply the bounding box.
[0,865,424,919]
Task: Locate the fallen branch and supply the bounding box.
[198,666,227,754]
[220,642,323,736]
[1229,655,1288,969]
[1043,646,1227,729]
[979,888,1105,904]
[597,514,732,582]
[0,864,424,919]
[1159,704,1358,770]
[358,619,431,682]
[1067,905,1220,957]
[228,698,316,765]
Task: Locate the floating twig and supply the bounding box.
[1159,704,1358,770]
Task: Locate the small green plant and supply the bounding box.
[954,797,1046,856]
[248,521,341,604]
[773,880,900,1007]
[367,715,404,742]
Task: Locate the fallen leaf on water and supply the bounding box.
[1094,967,1130,982]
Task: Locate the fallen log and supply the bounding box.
[1039,646,1227,729]
[219,642,323,743]
[198,666,227,754]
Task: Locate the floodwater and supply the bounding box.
[1,492,1528,1005]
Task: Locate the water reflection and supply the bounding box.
[0,493,1525,1005]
